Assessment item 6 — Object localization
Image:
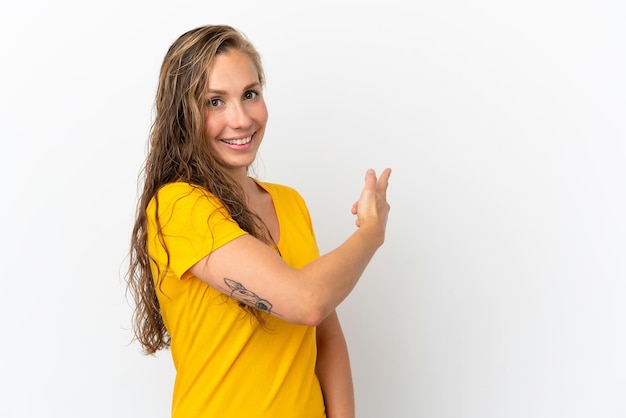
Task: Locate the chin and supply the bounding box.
[219,159,257,171]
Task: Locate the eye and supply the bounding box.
[243,90,259,100]
[207,98,223,107]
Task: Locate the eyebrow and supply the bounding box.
[206,82,261,95]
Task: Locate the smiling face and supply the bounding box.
[204,49,268,177]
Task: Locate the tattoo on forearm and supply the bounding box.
[224,278,274,314]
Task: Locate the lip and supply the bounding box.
[220,132,254,143]
[219,132,255,148]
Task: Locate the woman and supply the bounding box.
[127,24,391,418]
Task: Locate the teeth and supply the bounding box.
[223,136,252,145]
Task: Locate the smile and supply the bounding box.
[221,135,252,146]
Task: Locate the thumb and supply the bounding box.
[360,168,377,198]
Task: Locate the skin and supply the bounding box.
[193,50,391,325]
[192,49,391,417]
[204,50,268,181]
[203,50,280,242]
[316,311,356,418]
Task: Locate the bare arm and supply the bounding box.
[189,168,391,325]
[316,311,355,418]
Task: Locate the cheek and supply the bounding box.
[256,102,269,125]
[203,116,222,139]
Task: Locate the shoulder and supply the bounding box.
[254,179,315,222]
[256,180,301,197]
[254,180,308,205]
[148,182,225,215]
[155,182,203,199]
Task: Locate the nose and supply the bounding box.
[228,101,252,130]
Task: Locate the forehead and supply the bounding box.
[206,49,259,88]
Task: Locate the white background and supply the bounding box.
[1,1,625,417]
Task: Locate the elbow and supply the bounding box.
[295,289,331,327]
[300,309,326,327]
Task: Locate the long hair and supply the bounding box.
[127,25,271,355]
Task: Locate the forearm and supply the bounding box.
[189,169,391,326]
[316,312,355,418]
[301,227,382,323]
[299,168,390,323]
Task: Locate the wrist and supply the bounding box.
[357,224,385,248]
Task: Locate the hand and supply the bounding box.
[351,168,392,242]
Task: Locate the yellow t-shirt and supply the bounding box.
[146,180,326,418]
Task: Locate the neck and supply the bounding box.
[226,167,257,198]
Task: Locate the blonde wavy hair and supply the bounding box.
[127,25,272,354]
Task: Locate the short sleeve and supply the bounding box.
[146,182,248,279]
